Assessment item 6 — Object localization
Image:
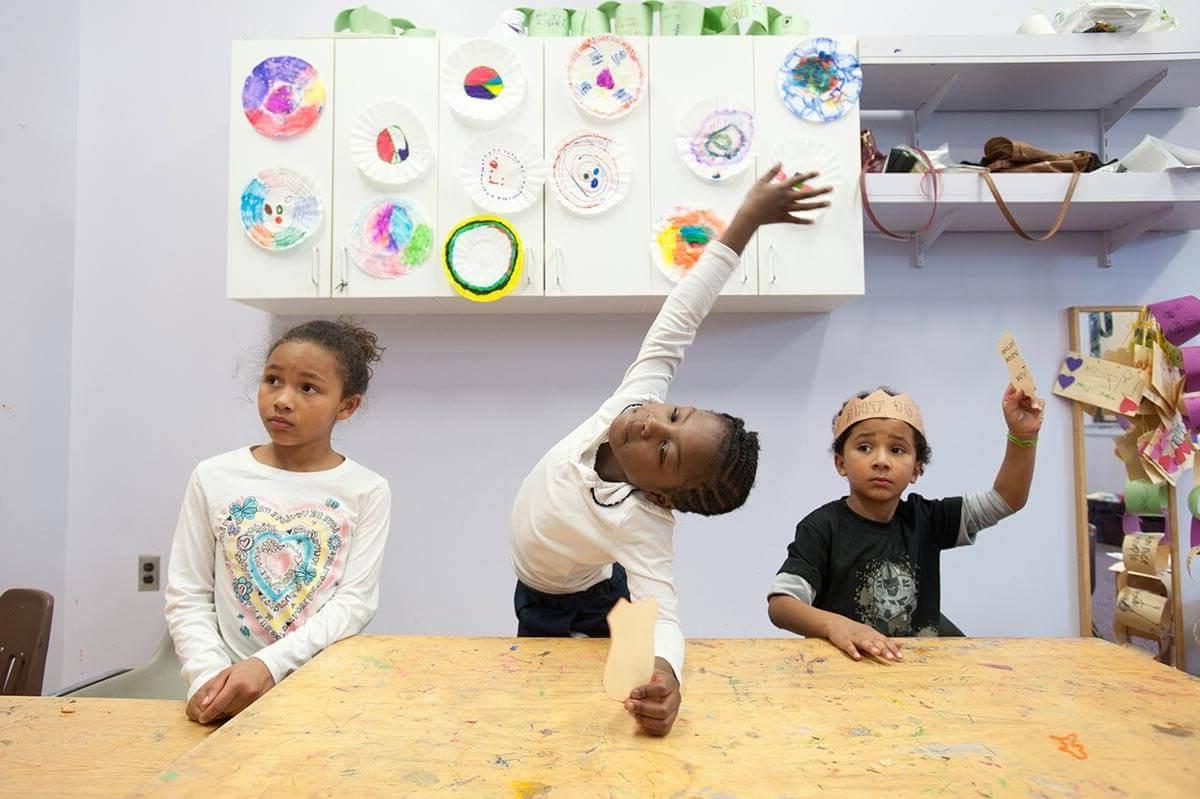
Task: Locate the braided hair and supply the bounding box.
[831,386,932,466]
[666,412,760,516]
[269,318,385,398]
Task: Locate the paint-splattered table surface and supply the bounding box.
[0,696,212,797]
[135,636,1198,797]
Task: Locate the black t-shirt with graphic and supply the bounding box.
[776,495,964,637]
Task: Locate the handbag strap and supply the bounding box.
[860,148,941,241]
[980,170,1080,241]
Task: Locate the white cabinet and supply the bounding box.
[437,37,545,300]
[647,37,757,296]
[228,40,335,300]
[331,38,443,298]
[544,36,652,297]
[752,36,864,305]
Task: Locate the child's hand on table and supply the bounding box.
[1002,384,1045,442]
[624,657,681,736]
[186,657,276,724]
[825,615,904,663]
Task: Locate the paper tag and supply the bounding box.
[1052,352,1147,417]
[603,597,657,701]
[998,331,1038,398]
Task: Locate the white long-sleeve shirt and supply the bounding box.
[508,241,739,680]
[164,446,391,698]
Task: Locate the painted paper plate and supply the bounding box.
[442,39,526,124]
[565,35,646,120]
[676,97,756,182]
[770,138,842,221]
[242,55,326,138]
[777,37,862,123]
[348,198,434,279]
[349,103,434,187]
[239,168,323,251]
[550,131,631,216]
[652,204,727,283]
[442,215,524,303]
[460,130,547,214]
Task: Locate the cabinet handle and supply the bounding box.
[741,257,749,286]
[311,247,320,293]
[335,247,349,293]
[768,244,778,287]
[553,246,563,290]
[524,246,535,288]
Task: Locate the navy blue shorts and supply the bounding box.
[514,563,630,638]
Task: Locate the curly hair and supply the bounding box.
[269,318,385,398]
[666,412,760,516]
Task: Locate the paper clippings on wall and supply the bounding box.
[239,168,323,251]
[442,215,524,302]
[603,597,658,702]
[1147,295,1200,347]
[550,131,631,216]
[1123,532,1169,577]
[242,56,325,138]
[348,198,433,279]
[442,39,527,125]
[777,37,862,123]
[676,97,756,182]
[349,103,434,187]
[1115,586,1169,636]
[769,138,842,221]
[997,331,1039,398]
[652,204,727,283]
[460,131,547,214]
[565,34,646,120]
[1052,352,1147,417]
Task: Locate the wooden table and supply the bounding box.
[0,696,211,797]
[131,636,1199,797]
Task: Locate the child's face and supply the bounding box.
[607,403,727,501]
[835,418,923,503]
[257,341,359,447]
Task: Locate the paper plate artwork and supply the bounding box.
[677,97,756,182]
[777,37,862,123]
[652,204,727,282]
[349,103,433,186]
[442,216,524,302]
[550,131,631,216]
[242,56,325,138]
[348,198,434,279]
[565,35,646,119]
[770,137,842,221]
[460,131,547,214]
[239,168,323,251]
[442,39,527,124]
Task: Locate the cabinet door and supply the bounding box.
[331,38,443,298]
[544,36,652,296]
[648,37,756,296]
[752,36,864,301]
[228,40,334,300]
[437,37,545,300]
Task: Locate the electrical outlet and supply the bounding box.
[138,555,160,592]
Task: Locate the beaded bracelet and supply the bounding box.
[1007,432,1038,448]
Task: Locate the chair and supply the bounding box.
[58,632,187,700]
[0,588,54,696]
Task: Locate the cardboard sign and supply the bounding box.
[998,331,1038,398]
[602,597,657,702]
[1052,352,1147,417]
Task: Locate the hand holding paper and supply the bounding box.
[997,331,1038,399]
[1003,384,1045,441]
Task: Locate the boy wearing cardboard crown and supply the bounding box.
[766,385,1044,661]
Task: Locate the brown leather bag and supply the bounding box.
[981,137,1100,173]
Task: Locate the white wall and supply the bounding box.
[1,0,80,692]
[55,0,1200,689]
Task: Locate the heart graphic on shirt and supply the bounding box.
[1058,374,1076,389]
[221,498,348,642]
[1118,397,1139,415]
[1065,356,1083,372]
[596,68,615,90]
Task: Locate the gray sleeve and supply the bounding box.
[956,488,1015,546]
[769,572,815,605]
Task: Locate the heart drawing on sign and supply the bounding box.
[1119,397,1139,415]
[1065,356,1083,372]
[1058,374,1076,389]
